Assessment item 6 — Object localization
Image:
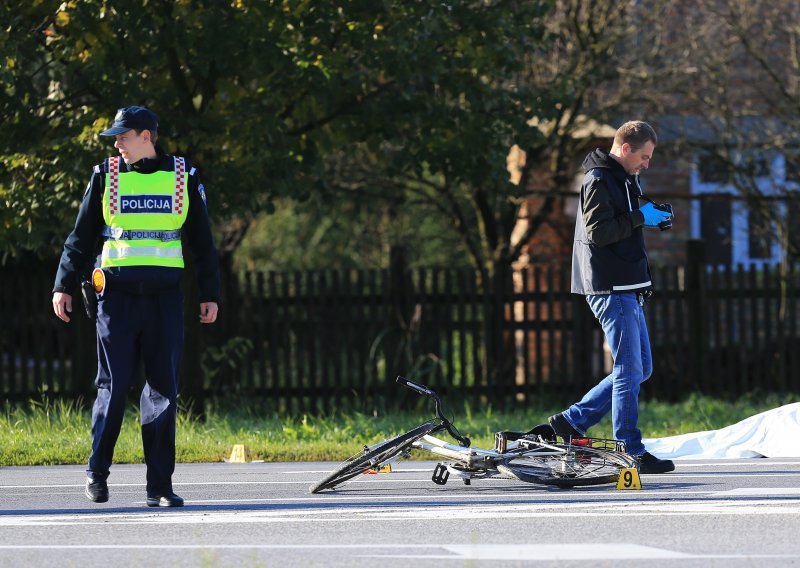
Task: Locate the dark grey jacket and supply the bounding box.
[571,148,652,295]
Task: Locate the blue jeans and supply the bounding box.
[562,293,653,456]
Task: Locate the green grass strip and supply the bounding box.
[0,392,796,466]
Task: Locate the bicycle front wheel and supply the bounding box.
[497,445,637,488]
[309,421,439,494]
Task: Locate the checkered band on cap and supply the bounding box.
[173,157,185,215]
[108,156,120,215]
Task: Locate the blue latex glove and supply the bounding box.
[639,202,672,228]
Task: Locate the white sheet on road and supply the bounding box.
[643,402,800,459]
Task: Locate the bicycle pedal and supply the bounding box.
[431,463,450,485]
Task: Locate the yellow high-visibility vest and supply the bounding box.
[101,155,189,268]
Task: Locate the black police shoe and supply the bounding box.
[637,451,675,474]
[85,477,109,503]
[146,492,184,507]
[547,413,583,441]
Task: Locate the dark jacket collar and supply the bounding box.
[582,148,630,182]
[128,145,171,173]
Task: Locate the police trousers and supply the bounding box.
[87,286,183,495]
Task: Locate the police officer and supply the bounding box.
[52,106,220,507]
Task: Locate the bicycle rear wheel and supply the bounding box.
[309,422,439,493]
[497,444,636,488]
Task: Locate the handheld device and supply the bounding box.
[640,196,673,231]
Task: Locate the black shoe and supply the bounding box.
[85,477,109,503]
[548,413,582,441]
[636,451,675,474]
[146,492,184,508]
[526,423,557,443]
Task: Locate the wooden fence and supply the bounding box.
[2,242,799,410]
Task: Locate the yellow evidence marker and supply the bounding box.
[228,444,249,463]
[616,467,642,490]
[364,464,392,474]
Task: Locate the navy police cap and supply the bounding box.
[99,106,159,136]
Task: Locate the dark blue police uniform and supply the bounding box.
[53,107,219,506]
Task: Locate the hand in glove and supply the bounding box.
[639,202,672,228]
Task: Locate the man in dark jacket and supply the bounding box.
[52,106,220,506]
[549,120,675,474]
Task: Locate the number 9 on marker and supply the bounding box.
[616,467,642,490]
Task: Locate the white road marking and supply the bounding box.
[712,487,800,496]
[669,461,800,467]
[0,542,797,562]
[331,501,800,521]
[5,485,800,504]
[5,460,799,478]
[362,552,800,561]
[0,480,344,489]
[413,543,694,560]
[0,498,798,526]
[161,486,800,503]
[647,473,800,479]
[0,544,442,549]
[174,490,704,503]
[2,468,800,491]
[0,477,419,490]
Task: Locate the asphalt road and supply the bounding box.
[1,458,799,567]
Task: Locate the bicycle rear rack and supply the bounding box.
[566,437,627,453]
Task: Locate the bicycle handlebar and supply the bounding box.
[396,376,471,447]
[396,375,434,396]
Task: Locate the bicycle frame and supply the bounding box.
[416,433,576,463]
[415,434,502,466]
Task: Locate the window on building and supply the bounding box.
[699,152,769,183]
[789,196,800,259]
[700,197,732,265]
[747,204,773,259]
[698,153,732,183]
[785,154,800,183]
[742,157,769,178]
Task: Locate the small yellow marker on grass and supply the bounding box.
[228,444,249,463]
[616,467,642,490]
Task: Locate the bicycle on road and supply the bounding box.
[310,376,638,493]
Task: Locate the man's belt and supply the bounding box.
[102,226,182,241]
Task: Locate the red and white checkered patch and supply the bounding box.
[173,157,185,215]
[108,156,120,215]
